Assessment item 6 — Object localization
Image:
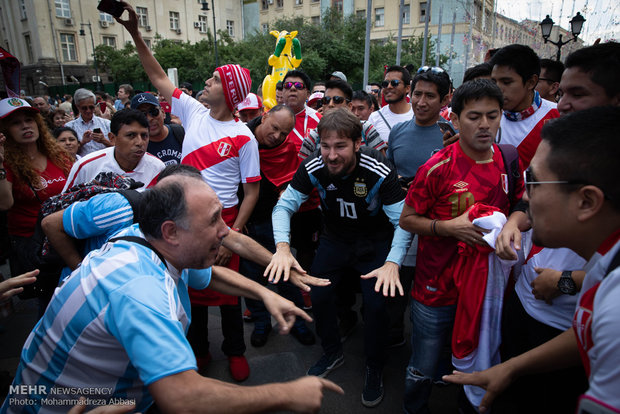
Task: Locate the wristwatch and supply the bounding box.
[557,270,577,295]
[0,168,6,180]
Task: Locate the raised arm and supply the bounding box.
[115,2,175,102]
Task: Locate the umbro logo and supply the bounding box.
[454,181,468,189]
[327,184,337,191]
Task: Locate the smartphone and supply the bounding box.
[97,0,125,18]
[98,101,107,113]
[93,128,102,134]
[437,120,456,136]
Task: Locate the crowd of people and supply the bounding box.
[0,2,619,413]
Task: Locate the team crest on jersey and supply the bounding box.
[353,180,367,197]
[217,142,232,157]
[501,174,509,194]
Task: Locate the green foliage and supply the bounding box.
[94,7,453,90]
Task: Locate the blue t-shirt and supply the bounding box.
[387,118,446,178]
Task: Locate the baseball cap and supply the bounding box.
[0,97,39,119]
[307,91,324,106]
[237,93,262,112]
[130,92,161,109]
[330,71,347,82]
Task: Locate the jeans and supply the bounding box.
[310,236,390,368]
[403,299,456,414]
[239,220,304,323]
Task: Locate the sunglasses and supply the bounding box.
[382,79,403,88]
[417,66,445,74]
[79,105,95,111]
[370,89,381,94]
[139,106,161,117]
[284,81,305,90]
[322,96,350,105]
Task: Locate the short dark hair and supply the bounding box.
[157,164,202,182]
[268,103,295,118]
[283,70,311,91]
[451,79,504,116]
[110,108,149,135]
[275,81,283,91]
[565,42,620,99]
[490,44,540,83]
[139,180,191,239]
[542,105,620,210]
[412,70,452,100]
[385,65,412,86]
[325,79,353,101]
[539,59,564,83]
[180,82,193,91]
[312,81,325,90]
[369,82,382,91]
[52,126,78,140]
[463,62,492,83]
[352,90,373,108]
[317,108,362,142]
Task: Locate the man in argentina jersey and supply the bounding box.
[1,173,342,414]
[267,109,412,408]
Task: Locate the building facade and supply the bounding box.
[0,0,245,96]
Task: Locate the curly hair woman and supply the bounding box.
[0,97,71,309]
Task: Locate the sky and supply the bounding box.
[495,0,620,43]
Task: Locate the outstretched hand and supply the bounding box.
[264,244,306,284]
[361,261,404,297]
[0,269,38,301]
[262,291,312,334]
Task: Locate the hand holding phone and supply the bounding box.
[97,0,125,18]
[437,120,456,136]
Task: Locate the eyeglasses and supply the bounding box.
[284,81,305,90]
[322,96,350,105]
[370,89,381,94]
[79,105,95,111]
[417,66,445,74]
[523,167,579,197]
[382,79,403,88]
[139,106,161,117]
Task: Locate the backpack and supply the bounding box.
[168,123,185,146]
[17,172,144,299]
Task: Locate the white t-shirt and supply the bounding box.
[515,230,586,331]
[368,104,413,143]
[63,146,165,191]
[172,88,260,208]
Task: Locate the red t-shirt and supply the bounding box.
[405,143,524,306]
[6,160,68,237]
[288,107,321,211]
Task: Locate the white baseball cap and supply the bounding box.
[237,93,262,111]
[307,91,324,106]
[0,97,39,119]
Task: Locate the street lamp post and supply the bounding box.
[79,22,102,90]
[539,12,586,61]
[201,1,219,67]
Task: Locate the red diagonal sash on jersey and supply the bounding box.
[516,108,560,167]
[182,135,251,170]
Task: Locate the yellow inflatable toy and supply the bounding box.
[262,30,302,110]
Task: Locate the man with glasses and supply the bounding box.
[444,106,620,414]
[131,92,184,166]
[299,79,386,159]
[536,59,564,102]
[399,79,524,413]
[368,66,413,143]
[66,88,112,156]
[368,82,382,107]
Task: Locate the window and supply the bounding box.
[261,0,268,10]
[356,9,366,19]
[60,33,77,61]
[144,38,152,49]
[24,34,33,63]
[402,4,410,24]
[19,0,27,20]
[295,0,303,4]
[55,0,71,18]
[419,2,429,23]
[332,0,343,12]
[136,7,149,27]
[375,8,384,27]
[169,11,180,30]
[262,23,269,33]
[311,15,320,25]
[198,15,208,33]
[102,36,116,48]
[99,12,113,22]
[277,0,283,7]
[226,20,234,37]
